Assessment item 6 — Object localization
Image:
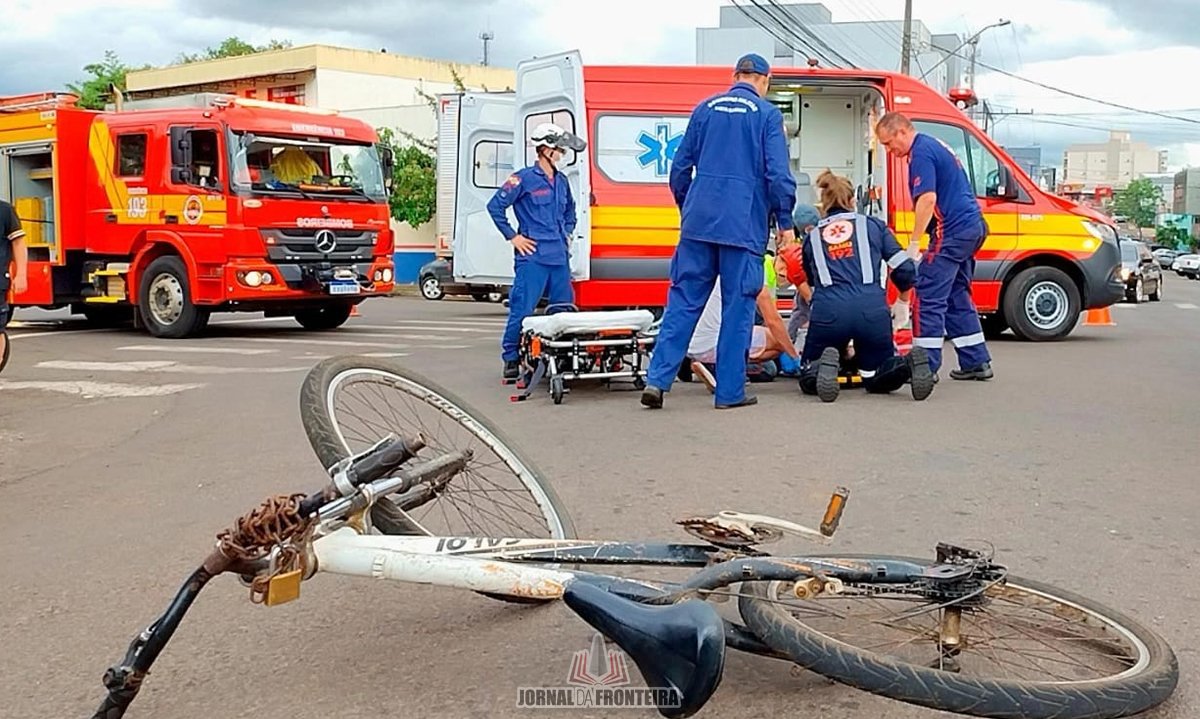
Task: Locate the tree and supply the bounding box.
[67,51,151,110]
[1112,178,1162,239]
[176,37,292,64]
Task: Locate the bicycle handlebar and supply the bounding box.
[346,434,425,487]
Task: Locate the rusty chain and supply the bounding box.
[216,493,317,604]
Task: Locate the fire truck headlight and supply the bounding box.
[382,268,393,282]
[244,271,264,287]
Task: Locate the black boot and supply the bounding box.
[949,362,994,381]
[502,360,520,381]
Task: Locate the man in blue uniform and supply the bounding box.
[0,199,28,375]
[796,171,934,403]
[641,53,797,410]
[487,122,587,381]
[875,111,993,381]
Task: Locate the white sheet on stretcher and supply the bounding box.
[521,310,656,338]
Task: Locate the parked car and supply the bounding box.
[1153,248,1179,269]
[417,257,507,302]
[1119,240,1163,302]
[1173,253,1200,279]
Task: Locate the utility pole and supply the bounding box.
[899,0,913,75]
[479,31,494,66]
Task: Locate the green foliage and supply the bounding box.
[176,37,292,64]
[1112,178,1162,231]
[66,51,151,110]
[1155,225,1190,250]
[377,127,436,229]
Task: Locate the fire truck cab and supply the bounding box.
[443,50,1125,342]
[0,91,397,338]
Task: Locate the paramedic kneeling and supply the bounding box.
[487,123,587,381]
[875,111,993,381]
[641,52,797,410]
[797,171,934,403]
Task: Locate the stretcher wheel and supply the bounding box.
[551,376,565,405]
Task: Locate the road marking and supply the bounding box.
[1174,303,1198,310]
[0,379,205,398]
[5,328,111,340]
[116,345,277,355]
[1113,304,1137,309]
[361,352,413,358]
[352,324,494,334]
[209,316,297,325]
[36,360,307,374]
[221,336,412,349]
[395,318,506,327]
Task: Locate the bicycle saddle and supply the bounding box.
[562,581,726,719]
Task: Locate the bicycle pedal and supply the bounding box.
[264,569,302,606]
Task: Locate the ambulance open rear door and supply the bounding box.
[512,49,591,282]
[447,92,517,286]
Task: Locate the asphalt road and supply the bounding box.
[2,277,1198,719]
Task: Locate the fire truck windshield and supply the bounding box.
[230,132,388,202]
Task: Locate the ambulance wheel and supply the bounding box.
[295,303,353,331]
[551,376,565,404]
[138,255,210,339]
[1004,266,1080,342]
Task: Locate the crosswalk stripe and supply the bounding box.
[221,336,411,349]
[0,379,205,398]
[36,360,309,374]
[361,352,413,358]
[354,324,495,334]
[396,318,506,327]
[117,345,277,355]
[1174,303,1198,310]
[1113,304,1137,309]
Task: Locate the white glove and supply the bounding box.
[907,239,921,261]
[891,299,910,331]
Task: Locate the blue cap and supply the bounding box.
[735,53,770,76]
[792,203,821,230]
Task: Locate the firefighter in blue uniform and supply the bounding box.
[641,53,797,410]
[796,170,935,403]
[874,111,994,381]
[487,122,587,381]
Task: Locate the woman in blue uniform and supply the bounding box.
[797,170,935,403]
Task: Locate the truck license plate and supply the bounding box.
[329,280,359,296]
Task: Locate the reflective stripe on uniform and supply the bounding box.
[914,337,944,349]
[855,214,873,285]
[886,251,908,269]
[950,332,986,348]
[859,368,877,378]
[808,226,833,286]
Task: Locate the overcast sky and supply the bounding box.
[4,0,1200,168]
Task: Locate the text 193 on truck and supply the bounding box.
[0,91,397,338]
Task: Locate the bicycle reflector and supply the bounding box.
[820,487,850,537]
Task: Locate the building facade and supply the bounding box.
[124,44,515,281]
[695,2,963,94]
[1061,130,1168,191]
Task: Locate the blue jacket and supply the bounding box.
[486,165,577,266]
[801,210,917,301]
[907,133,985,245]
[669,82,796,253]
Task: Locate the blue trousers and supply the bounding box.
[646,237,760,406]
[913,235,991,373]
[501,260,573,362]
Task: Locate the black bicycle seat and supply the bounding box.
[562,581,726,719]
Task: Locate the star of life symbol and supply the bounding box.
[636,123,684,176]
[515,632,682,711]
[822,219,854,245]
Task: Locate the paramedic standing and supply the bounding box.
[0,199,28,375]
[641,53,797,410]
[874,112,994,381]
[487,123,587,381]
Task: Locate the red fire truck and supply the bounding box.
[1,91,396,338]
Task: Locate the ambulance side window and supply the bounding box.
[472,140,514,189]
[912,120,1021,201]
[524,110,577,168]
[115,133,147,178]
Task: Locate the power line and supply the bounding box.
[761,0,859,68]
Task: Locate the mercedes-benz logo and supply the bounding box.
[314,229,338,254]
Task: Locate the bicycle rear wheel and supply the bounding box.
[299,355,576,542]
[737,554,1178,719]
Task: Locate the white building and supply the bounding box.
[1062,131,1168,191]
[696,2,964,94]
[124,44,515,281]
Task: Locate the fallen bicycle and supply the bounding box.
[91,355,1180,719]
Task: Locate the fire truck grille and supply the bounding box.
[261,229,377,262]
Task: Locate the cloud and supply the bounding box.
[1082,0,1200,48]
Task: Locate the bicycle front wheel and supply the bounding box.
[299,355,576,541]
[737,554,1178,719]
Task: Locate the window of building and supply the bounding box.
[523,110,577,167]
[115,133,147,177]
[472,140,514,189]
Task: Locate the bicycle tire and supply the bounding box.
[298,354,577,544]
[737,553,1178,719]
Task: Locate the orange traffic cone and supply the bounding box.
[1082,306,1114,326]
[350,304,360,317]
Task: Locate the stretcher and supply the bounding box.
[508,306,658,404]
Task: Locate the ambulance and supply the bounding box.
[438,50,1125,342]
[1,91,396,338]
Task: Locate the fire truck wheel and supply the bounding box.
[1003,266,1080,342]
[138,255,210,339]
[294,303,353,331]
